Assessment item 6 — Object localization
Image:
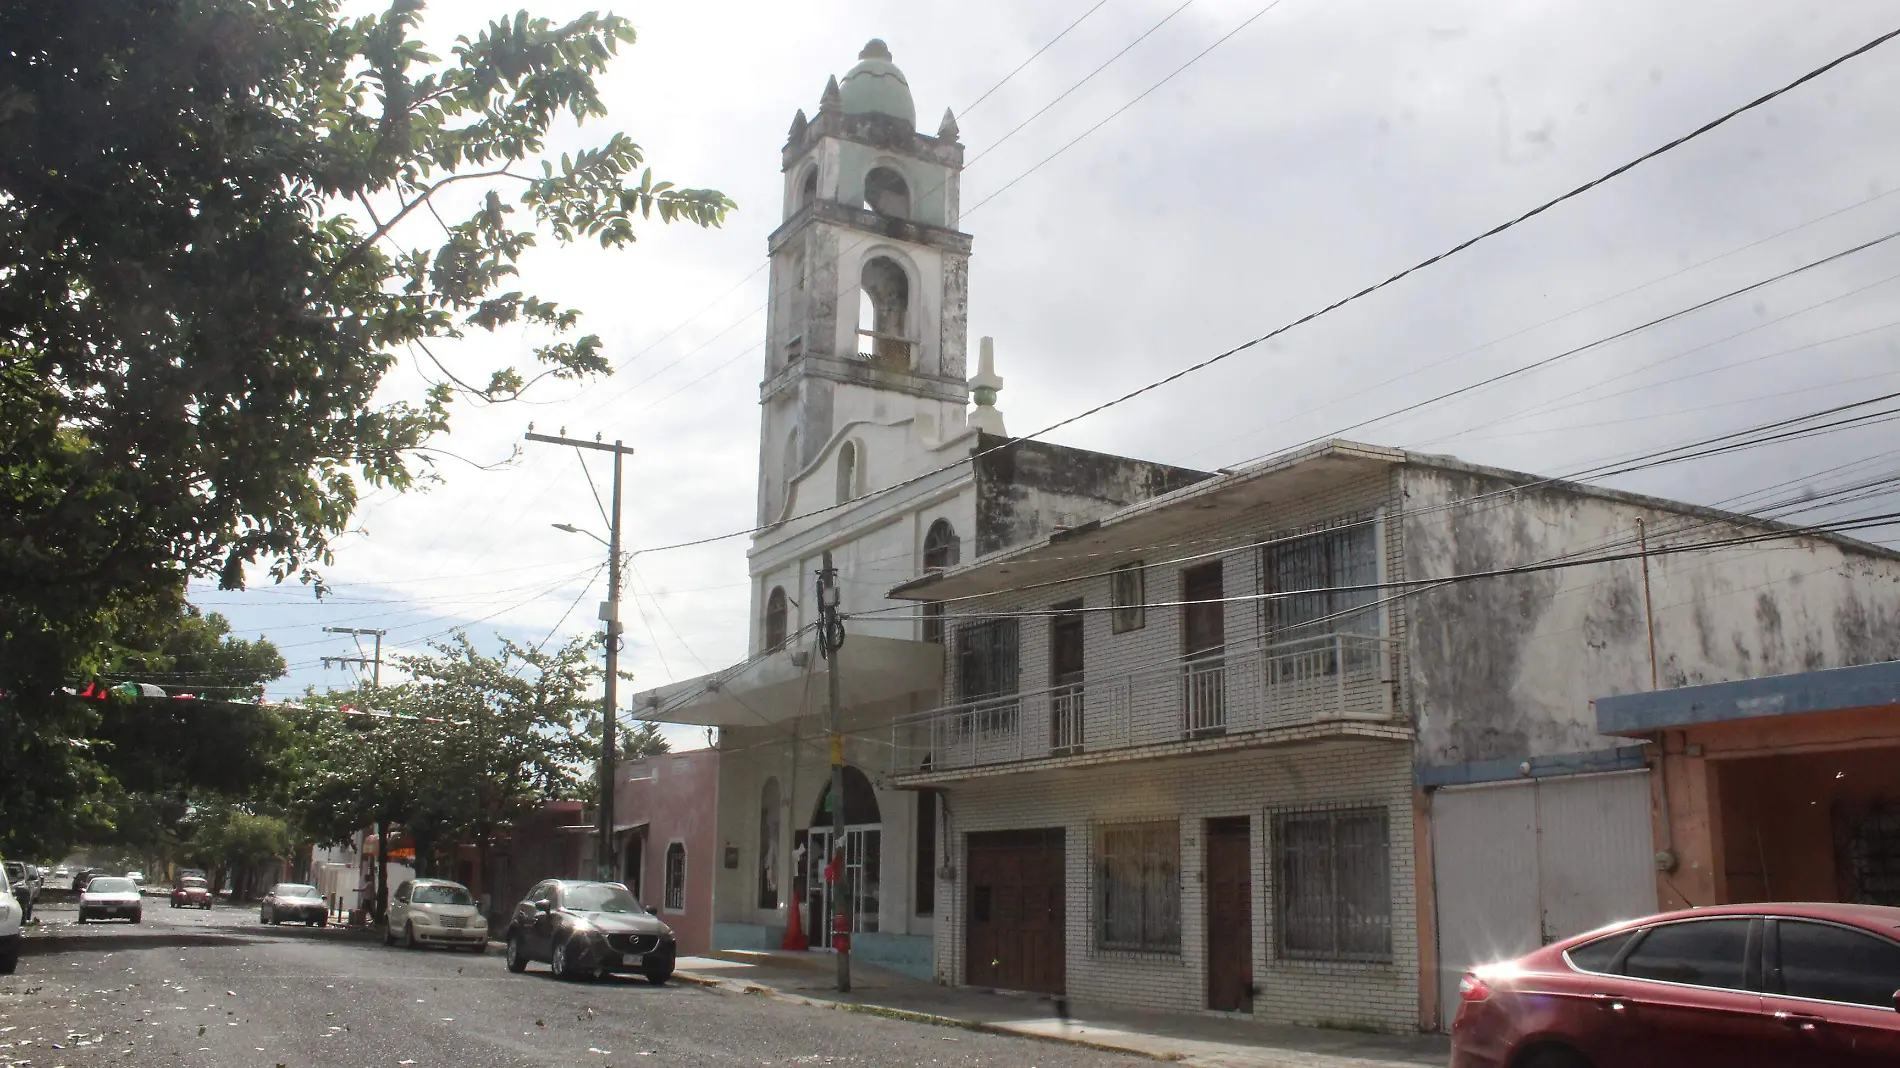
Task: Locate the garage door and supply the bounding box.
[965,828,1065,995]
[1432,771,1656,1027]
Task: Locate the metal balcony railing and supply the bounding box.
[892,632,1398,776]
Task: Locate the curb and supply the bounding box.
[673,970,1181,1062]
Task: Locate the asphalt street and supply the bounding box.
[0,900,1141,1068]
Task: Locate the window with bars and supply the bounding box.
[922,519,960,643]
[1273,808,1391,962]
[664,842,687,911]
[1263,521,1380,639]
[1110,562,1146,633]
[955,618,1019,734]
[1096,821,1181,953]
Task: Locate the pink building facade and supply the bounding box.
[614,749,720,957]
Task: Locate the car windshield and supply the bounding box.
[180,878,207,888]
[89,877,135,893]
[274,884,318,898]
[563,883,641,914]
[413,884,473,906]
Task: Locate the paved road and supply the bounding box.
[0,902,1142,1068]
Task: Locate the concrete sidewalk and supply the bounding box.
[675,951,1450,1068]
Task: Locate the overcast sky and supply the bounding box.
[191,0,1900,746]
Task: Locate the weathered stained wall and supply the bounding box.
[1403,463,1900,766]
[971,433,1213,557]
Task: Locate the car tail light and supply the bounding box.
[1458,972,1492,1003]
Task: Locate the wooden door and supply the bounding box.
[1206,817,1254,1011]
[966,829,1065,995]
[1181,562,1226,733]
[1049,601,1085,752]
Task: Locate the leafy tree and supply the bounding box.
[107,604,286,703]
[620,720,670,759]
[0,0,732,855]
[187,804,292,901]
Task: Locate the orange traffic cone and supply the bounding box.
[782,892,809,951]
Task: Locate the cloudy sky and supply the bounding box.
[192,0,1900,745]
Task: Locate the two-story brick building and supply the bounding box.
[887,439,1900,1031]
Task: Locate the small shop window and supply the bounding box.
[1096,821,1180,953]
[664,842,687,911]
[1110,562,1145,633]
[1274,807,1391,962]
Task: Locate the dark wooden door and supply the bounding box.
[1206,817,1253,1012]
[966,829,1065,995]
[1049,602,1085,752]
[1181,562,1225,656]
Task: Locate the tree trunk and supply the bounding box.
[374,818,391,924]
[475,830,491,925]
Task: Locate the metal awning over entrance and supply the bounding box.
[631,634,944,727]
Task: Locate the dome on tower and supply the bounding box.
[838,39,915,127]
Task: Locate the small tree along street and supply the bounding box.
[0,0,732,861]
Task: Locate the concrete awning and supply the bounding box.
[1595,659,1900,736]
[631,633,944,727]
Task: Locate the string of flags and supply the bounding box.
[55,682,467,725]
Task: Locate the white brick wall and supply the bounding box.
[936,741,1419,1032]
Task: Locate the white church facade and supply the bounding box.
[633,40,1207,981]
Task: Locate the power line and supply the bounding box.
[961,0,1116,117]
[633,27,1900,555]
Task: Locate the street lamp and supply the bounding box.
[552,519,624,880]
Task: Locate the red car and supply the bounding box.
[170,876,213,910]
[1452,902,1900,1068]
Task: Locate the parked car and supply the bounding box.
[0,862,22,974]
[259,883,326,926]
[503,880,674,983]
[77,877,142,923]
[1451,901,1900,1068]
[70,868,98,892]
[384,878,487,952]
[170,876,213,910]
[124,870,145,886]
[2,862,38,923]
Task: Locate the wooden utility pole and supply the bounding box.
[525,430,633,881]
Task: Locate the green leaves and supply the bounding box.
[2,0,732,846]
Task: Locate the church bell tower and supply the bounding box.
[757,40,972,525]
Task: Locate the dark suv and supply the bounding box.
[1,863,37,923]
[503,880,675,984]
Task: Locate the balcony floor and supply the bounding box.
[890,718,1414,787]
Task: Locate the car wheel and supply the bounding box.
[469,939,486,954]
[316,916,327,928]
[505,933,528,973]
[130,911,141,924]
[643,948,675,986]
[76,912,88,924]
[382,921,396,946]
[0,949,16,975]
[404,923,419,950]
[1519,1045,1593,1068]
[550,937,577,981]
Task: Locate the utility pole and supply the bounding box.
[816,550,849,991]
[526,429,633,881]
[321,627,386,692]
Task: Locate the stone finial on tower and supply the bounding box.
[968,336,1005,435]
[788,108,809,140]
[820,75,842,112]
[937,107,960,141]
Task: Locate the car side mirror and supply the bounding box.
[1891,989,1900,1012]
[647,906,658,916]
[534,899,551,914]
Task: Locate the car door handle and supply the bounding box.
[1591,993,1629,1013]
[1774,1011,1826,1032]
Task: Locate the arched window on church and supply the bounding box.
[764,586,788,652]
[862,166,910,218]
[799,166,818,210]
[836,441,858,504]
[758,777,781,909]
[858,257,910,368]
[921,519,959,643]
